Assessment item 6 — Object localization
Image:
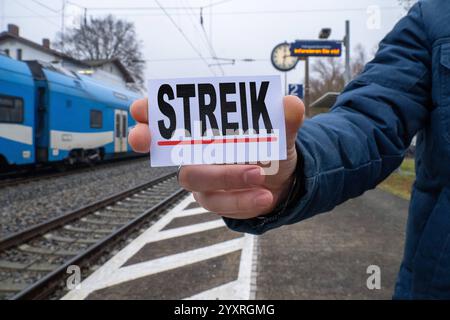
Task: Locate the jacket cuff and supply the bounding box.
[223,141,309,235]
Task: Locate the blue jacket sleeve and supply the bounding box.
[224,2,432,235]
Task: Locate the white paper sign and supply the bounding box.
[148,75,286,167]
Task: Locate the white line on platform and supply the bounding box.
[184,234,256,301]
[62,195,193,300]
[186,281,240,300]
[144,219,225,243]
[234,234,256,300]
[176,207,211,217]
[62,194,257,301]
[63,238,244,300]
[250,236,259,300]
[95,238,244,291]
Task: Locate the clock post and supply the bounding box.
[272,23,349,119]
[270,42,313,117]
[304,56,310,117]
[270,41,301,109]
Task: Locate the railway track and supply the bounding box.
[0,172,186,300]
[0,156,146,189]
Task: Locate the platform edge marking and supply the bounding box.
[250,236,259,300]
[175,207,210,217]
[62,194,193,300]
[142,219,225,244]
[184,281,239,300]
[89,237,245,291]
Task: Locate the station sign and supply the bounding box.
[290,40,342,58]
[288,84,304,99]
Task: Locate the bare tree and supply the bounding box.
[351,43,368,77]
[310,44,369,106]
[310,57,345,104]
[55,15,145,86]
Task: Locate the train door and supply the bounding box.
[114,109,128,153]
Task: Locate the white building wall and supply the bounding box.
[98,63,123,79]
[0,39,130,87]
[0,38,56,62]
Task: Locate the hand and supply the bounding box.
[128,96,305,219]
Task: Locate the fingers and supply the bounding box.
[129,95,303,154]
[130,96,303,147]
[130,98,148,124]
[128,123,151,153]
[179,165,265,192]
[194,189,274,218]
[283,96,305,150]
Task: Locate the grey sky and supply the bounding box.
[0,0,406,85]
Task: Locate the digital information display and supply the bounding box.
[290,40,342,58]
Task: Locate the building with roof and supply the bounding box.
[0,24,135,88]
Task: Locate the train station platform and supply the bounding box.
[62,189,408,300]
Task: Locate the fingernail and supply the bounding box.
[254,192,272,209]
[244,168,264,186]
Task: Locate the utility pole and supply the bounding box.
[344,20,351,84]
[61,0,66,48]
[0,0,5,32]
[209,0,213,48]
[304,57,310,117]
[284,72,288,95]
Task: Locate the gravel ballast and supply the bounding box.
[0,159,175,238]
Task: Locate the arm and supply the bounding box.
[224,2,432,234]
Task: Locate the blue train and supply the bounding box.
[0,54,141,170]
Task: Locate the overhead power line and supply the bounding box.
[154,0,216,76]
[138,57,266,62]
[3,5,402,19]
[179,0,225,75]
[74,0,232,11]
[197,3,225,73]
[14,0,60,27]
[31,0,61,13]
[203,0,233,9]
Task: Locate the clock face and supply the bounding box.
[271,42,299,72]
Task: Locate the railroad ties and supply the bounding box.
[0,172,182,300]
[62,195,258,300]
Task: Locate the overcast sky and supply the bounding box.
[0,0,407,85]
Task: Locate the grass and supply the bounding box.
[378,158,415,200]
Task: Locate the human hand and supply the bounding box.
[128,96,305,219]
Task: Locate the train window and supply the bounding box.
[90,110,103,129]
[115,114,121,138]
[122,114,127,138]
[4,49,10,57]
[17,49,22,61]
[0,95,24,124]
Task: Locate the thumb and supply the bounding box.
[283,95,305,151]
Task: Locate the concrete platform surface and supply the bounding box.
[62,188,408,300]
[256,188,408,300]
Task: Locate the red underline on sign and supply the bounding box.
[157,136,278,146]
